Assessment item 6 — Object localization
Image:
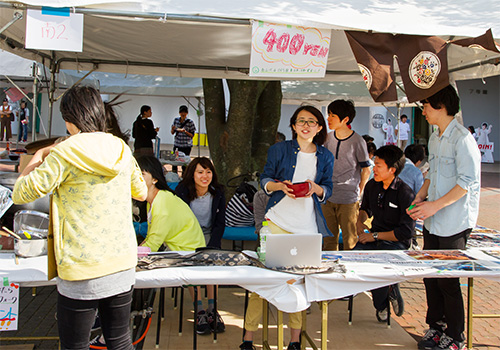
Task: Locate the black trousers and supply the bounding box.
[423,227,471,342]
[172,145,192,173]
[57,288,134,350]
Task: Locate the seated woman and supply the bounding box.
[175,157,226,334]
[136,156,219,335]
[240,105,334,350]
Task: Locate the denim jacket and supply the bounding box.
[260,139,334,237]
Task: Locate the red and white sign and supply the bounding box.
[250,21,331,78]
[25,9,83,52]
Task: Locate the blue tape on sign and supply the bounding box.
[41,7,70,17]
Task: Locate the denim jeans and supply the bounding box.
[354,240,407,311]
[18,123,28,142]
[57,288,134,350]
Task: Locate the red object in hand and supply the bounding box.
[286,182,311,198]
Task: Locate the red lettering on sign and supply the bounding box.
[303,43,313,55]
[318,46,329,58]
[56,24,67,40]
[289,34,304,55]
[276,33,290,53]
[263,29,277,52]
[309,45,320,56]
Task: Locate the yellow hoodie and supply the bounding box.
[13,132,147,281]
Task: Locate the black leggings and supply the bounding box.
[57,288,134,350]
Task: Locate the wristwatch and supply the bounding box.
[372,232,379,241]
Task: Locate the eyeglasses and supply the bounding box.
[377,192,385,208]
[296,119,319,127]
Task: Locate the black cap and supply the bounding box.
[3,98,8,102]
[179,105,188,113]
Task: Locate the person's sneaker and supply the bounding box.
[196,310,211,335]
[389,284,404,316]
[431,334,465,350]
[375,308,388,322]
[418,328,443,349]
[287,342,301,350]
[89,334,106,348]
[91,313,101,331]
[207,309,225,333]
[239,341,256,350]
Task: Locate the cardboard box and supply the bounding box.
[19,154,34,173]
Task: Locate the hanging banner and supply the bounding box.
[250,21,331,78]
[25,8,84,52]
[0,282,19,331]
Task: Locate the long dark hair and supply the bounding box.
[179,157,222,202]
[136,156,174,193]
[104,94,130,143]
[60,85,106,132]
[289,105,328,145]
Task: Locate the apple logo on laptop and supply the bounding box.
[290,247,298,256]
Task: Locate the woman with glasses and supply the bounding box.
[240,105,333,350]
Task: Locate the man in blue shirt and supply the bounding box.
[399,144,425,194]
[409,85,481,350]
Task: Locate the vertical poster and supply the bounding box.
[0,282,20,331]
[250,21,331,78]
[474,122,494,163]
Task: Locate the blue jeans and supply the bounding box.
[57,288,134,350]
[354,240,407,311]
[18,123,28,142]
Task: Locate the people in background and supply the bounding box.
[399,144,425,194]
[366,141,377,180]
[240,105,333,350]
[171,105,196,173]
[467,125,476,140]
[16,100,29,143]
[175,157,226,334]
[12,86,148,350]
[356,145,415,323]
[409,85,481,350]
[132,105,158,157]
[0,98,12,141]
[395,114,411,150]
[323,99,371,251]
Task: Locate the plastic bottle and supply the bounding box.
[6,142,9,152]
[259,221,271,262]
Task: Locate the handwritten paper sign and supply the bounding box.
[0,282,19,331]
[25,8,83,52]
[250,21,331,78]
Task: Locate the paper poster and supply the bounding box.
[25,8,84,52]
[0,282,19,331]
[473,122,494,163]
[250,21,331,78]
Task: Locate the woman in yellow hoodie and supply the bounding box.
[12,86,147,350]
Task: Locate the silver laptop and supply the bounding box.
[265,233,322,268]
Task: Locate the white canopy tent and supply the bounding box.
[0,0,499,136]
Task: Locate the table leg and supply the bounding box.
[467,277,473,350]
[321,300,328,350]
[263,299,270,350]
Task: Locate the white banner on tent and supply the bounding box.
[250,21,330,78]
[25,9,83,52]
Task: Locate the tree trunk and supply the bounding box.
[202,79,282,200]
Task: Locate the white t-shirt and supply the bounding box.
[396,122,410,140]
[266,151,317,234]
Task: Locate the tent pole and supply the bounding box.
[48,52,56,138]
[31,73,38,142]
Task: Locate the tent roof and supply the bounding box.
[0,0,499,106]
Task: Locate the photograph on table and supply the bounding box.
[406,250,473,261]
[428,261,492,272]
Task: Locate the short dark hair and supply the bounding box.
[140,105,151,116]
[60,85,106,132]
[276,132,286,143]
[179,105,188,113]
[374,145,405,176]
[179,157,223,202]
[420,84,460,116]
[136,156,174,193]
[362,134,374,143]
[404,144,425,164]
[401,114,408,120]
[327,99,356,125]
[366,141,377,156]
[289,105,328,145]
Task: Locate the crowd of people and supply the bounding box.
[10,83,480,350]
